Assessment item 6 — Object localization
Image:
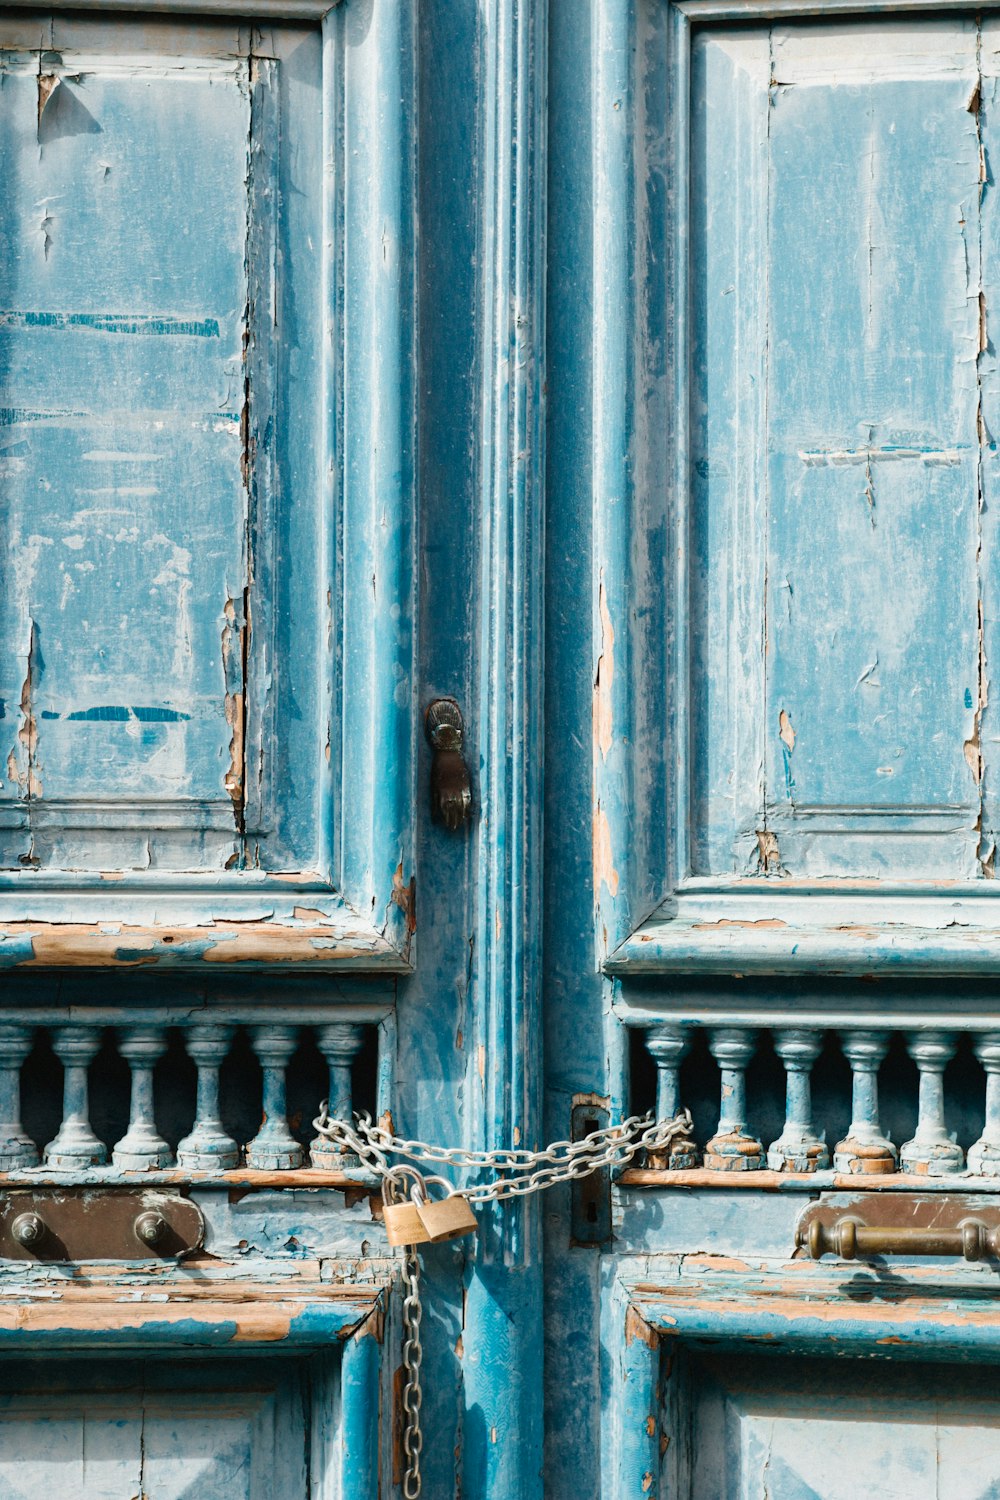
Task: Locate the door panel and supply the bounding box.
[0,2,416,966]
[678,1353,1000,1500]
[692,21,984,881]
[0,1356,323,1500]
[0,15,326,877]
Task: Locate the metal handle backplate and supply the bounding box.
[796,1194,1000,1261]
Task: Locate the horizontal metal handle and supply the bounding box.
[804,1216,996,1262]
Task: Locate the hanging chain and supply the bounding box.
[312,1104,693,1498]
[400,1245,423,1500]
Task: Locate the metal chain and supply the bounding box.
[311,1104,693,1498]
[400,1245,423,1500]
[312,1105,693,1204]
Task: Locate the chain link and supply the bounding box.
[312,1106,693,1203]
[311,1104,693,1497]
[400,1245,423,1500]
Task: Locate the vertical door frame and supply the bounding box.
[460,0,549,1495]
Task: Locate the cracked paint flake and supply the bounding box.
[593,570,614,762]
[756,829,782,876]
[16,621,42,802]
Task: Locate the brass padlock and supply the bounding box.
[414,1187,478,1244]
[383,1198,433,1247]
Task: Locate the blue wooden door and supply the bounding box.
[545,4,1000,1499]
[10,0,1000,1496]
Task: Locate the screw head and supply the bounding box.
[134,1211,168,1248]
[11,1212,46,1248]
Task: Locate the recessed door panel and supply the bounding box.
[0,15,327,879]
[0,1355,326,1500]
[690,19,1000,882]
[677,1352,1000,1499]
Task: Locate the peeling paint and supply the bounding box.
[593,570,614,761]
[593,802,620,898]
[390,862,416,937]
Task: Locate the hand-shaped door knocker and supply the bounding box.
[425,698,473,831]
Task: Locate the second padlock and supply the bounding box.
[414,1186,479,1243]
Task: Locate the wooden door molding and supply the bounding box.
[603,1262,1000,1500]
[0,1,416,971]
[586,3,1000,982]
[0,1289,384,1498]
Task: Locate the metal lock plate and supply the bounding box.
[0,1190,204,1261]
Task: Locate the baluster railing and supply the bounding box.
[311,1023,366,1168]
[704,1028,762,1171]
[44,1026,106,1168]
[247,1025,304,1170]
[0,1008,386,1180]
[177,1024,240,1170]
[0,1024,37,1170]
[628,1018,1000,1183]
[113,1026,172,1170]
[900,1032,963,1176]
[970,1033,1000,1176]
[833,1030,897,1175]
[767,1029,828,1172]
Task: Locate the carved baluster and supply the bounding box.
[644,1024,698,1169]
[310,1023,365,1168]
[704,1029,762,1171]
[833,1030,896,1175]
[767,1029,828,1172]
[44,1026,106,1167]
[0,1024,38,1169]
[177,1024,240,1170]
[969,1033,1000,1176]
[900,1032,963,1175]
[247,1026,303,1170]
[112,1026,172,1170]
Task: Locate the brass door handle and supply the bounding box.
[802,1216,997,1262]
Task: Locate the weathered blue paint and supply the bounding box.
[3,0,998,1496]
[0,3,415,970]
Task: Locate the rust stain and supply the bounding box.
[593,802,620,899]
[224,689,245,806]
[593,570,615,761]
[625,1304,658,1349]
[37,73,58,124]
[390,862,417,936]
[756,829,782,875]
[392,1363,406,1486]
